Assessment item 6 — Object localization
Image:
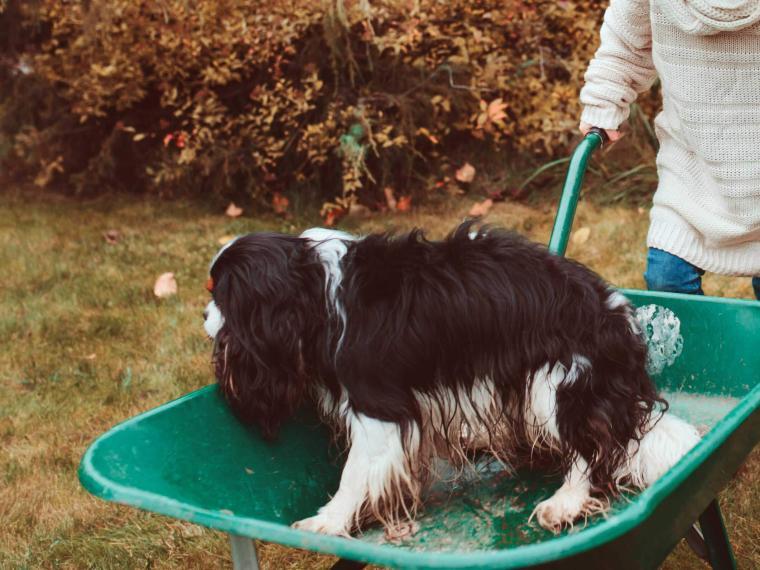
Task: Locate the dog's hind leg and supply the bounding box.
[617,411,700,488]
[292,412,421,536]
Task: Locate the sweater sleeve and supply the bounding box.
[580,0,658,130]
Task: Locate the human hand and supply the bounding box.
[579,122,622,142]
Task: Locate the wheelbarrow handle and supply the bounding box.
[547,127,609,257]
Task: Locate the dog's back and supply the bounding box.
[337,223,662,487]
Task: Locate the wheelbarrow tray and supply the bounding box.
[79,290,759,570]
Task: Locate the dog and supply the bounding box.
[203,223,700,536]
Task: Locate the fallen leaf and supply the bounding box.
[324,208,346,227]
[153,272,178,298]
[103,229,121,244]
[572,226,591,245]
[383,187,398,211]
[217,235,235,245]
[487,98,508,123]
[396,195,412,212]
[455,162,476,184]
[272,192,289,215]
[468,198,493,217]
[225,202,243,218]
[84,353,96,360]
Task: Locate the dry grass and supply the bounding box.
[0,188,756,569]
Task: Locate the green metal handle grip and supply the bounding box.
[547,128,607,257]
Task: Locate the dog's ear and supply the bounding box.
[212,235,320,439]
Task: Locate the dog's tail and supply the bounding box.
[554,294,670,491]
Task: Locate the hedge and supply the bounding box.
[1,1,655,215]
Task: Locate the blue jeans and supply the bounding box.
[644,248,760,300]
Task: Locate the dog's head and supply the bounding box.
[204,232,324,439]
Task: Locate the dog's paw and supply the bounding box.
[384,521,419,542]
[530,493,605,534]
[292,513,351,537]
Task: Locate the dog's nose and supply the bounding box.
[203,309,209,320]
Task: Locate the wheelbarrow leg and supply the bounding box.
[698,499,736,570]
[229,534,259,570]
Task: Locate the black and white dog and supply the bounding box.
[203,223,699,536]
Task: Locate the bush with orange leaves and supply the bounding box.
[0,0,658,215]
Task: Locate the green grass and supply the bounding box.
[0,189,756,569]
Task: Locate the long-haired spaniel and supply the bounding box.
[203,223,699,536]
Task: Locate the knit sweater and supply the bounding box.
[580,0,760,276]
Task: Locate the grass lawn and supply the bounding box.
[0,188,756,569]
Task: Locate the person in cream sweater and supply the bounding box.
[579,0,760,299]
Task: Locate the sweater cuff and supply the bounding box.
[580,105,628,131]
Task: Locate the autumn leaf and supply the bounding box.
[475,98,508,132]
[572,227,591,245]
[225,202,243,218]
[323,206,346,227]
[487,98,508,123]
[103,229,121,244]
[455,163,476,184]
[396,195,412,212]
[154,272,177,298]
[272,192,289,215]
[468,198,493,217]
[416,127,439,145]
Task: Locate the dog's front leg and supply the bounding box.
[292,412,420,536]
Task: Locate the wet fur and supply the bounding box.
[207,223,693,534]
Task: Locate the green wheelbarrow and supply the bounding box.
[79,131,759,570]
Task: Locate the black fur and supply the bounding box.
[209,233,337,439]
[208,223,665,489]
